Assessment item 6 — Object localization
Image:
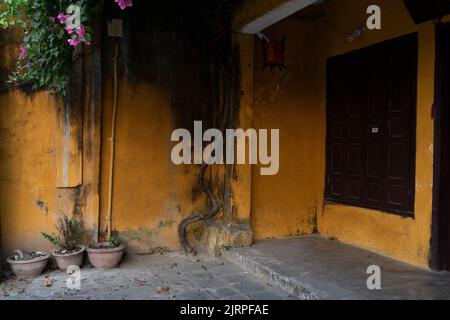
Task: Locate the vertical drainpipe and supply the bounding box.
[106,40,120,239]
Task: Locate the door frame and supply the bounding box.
[431,22,450,271]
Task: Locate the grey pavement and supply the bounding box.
[0,251,296,300]
[4,235,450,300]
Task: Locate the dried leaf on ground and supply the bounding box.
[157,286,170,294]
[44,278,53,287]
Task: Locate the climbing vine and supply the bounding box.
[0,0,132,95]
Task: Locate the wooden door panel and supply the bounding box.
[325,33,417,216]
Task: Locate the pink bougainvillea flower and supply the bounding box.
[57,13,69,24]
[115,0,133,10]
[19,46,27,60]
[65,26,74,34]
[50,27,55,33]
[76,25,86,37]
[68,38,81,47]
[49,16,56,23]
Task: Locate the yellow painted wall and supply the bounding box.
[0,21,241,259]
[252,17,319,239]
[98,26,220,253]
[251,0,437,268]
[0,31,60,256]
[0,29,101,258]
[0,90,59,255]
[100,80,205,253]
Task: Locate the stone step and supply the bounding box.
[222,236,450,300]
[223,248,321,300]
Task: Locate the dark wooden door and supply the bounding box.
[326,33,418,216]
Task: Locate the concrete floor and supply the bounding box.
[0,252,295,300]
[224,236,450,300]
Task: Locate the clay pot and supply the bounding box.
[87,242,125,269]
[7,253,50,279]
[53,245,86,271]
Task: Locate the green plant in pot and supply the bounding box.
[42,215,85,271]
[87,231,125,270]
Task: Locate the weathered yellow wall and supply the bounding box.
[316,0,435,268]
[0,29,102,258]
[0,30,60,257]
[0,30,61,257]
[251,0,436,268]
[100,80,205,253]
[0,18,242,259]
[0,90,59,255]
[251,17,319,239]
[98,23,221,253]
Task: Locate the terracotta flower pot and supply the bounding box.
[87,242,125,269]
[52,245,86,271]
[7,252,50,279]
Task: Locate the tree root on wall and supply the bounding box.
[177,162,220,255]
[178,62,232,255]
[177,98,230,255]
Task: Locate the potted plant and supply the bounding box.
[6,250,50,279]
[42,215,85,271]
[87,232,125,269]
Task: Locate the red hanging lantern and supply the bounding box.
[263,38,286,71]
